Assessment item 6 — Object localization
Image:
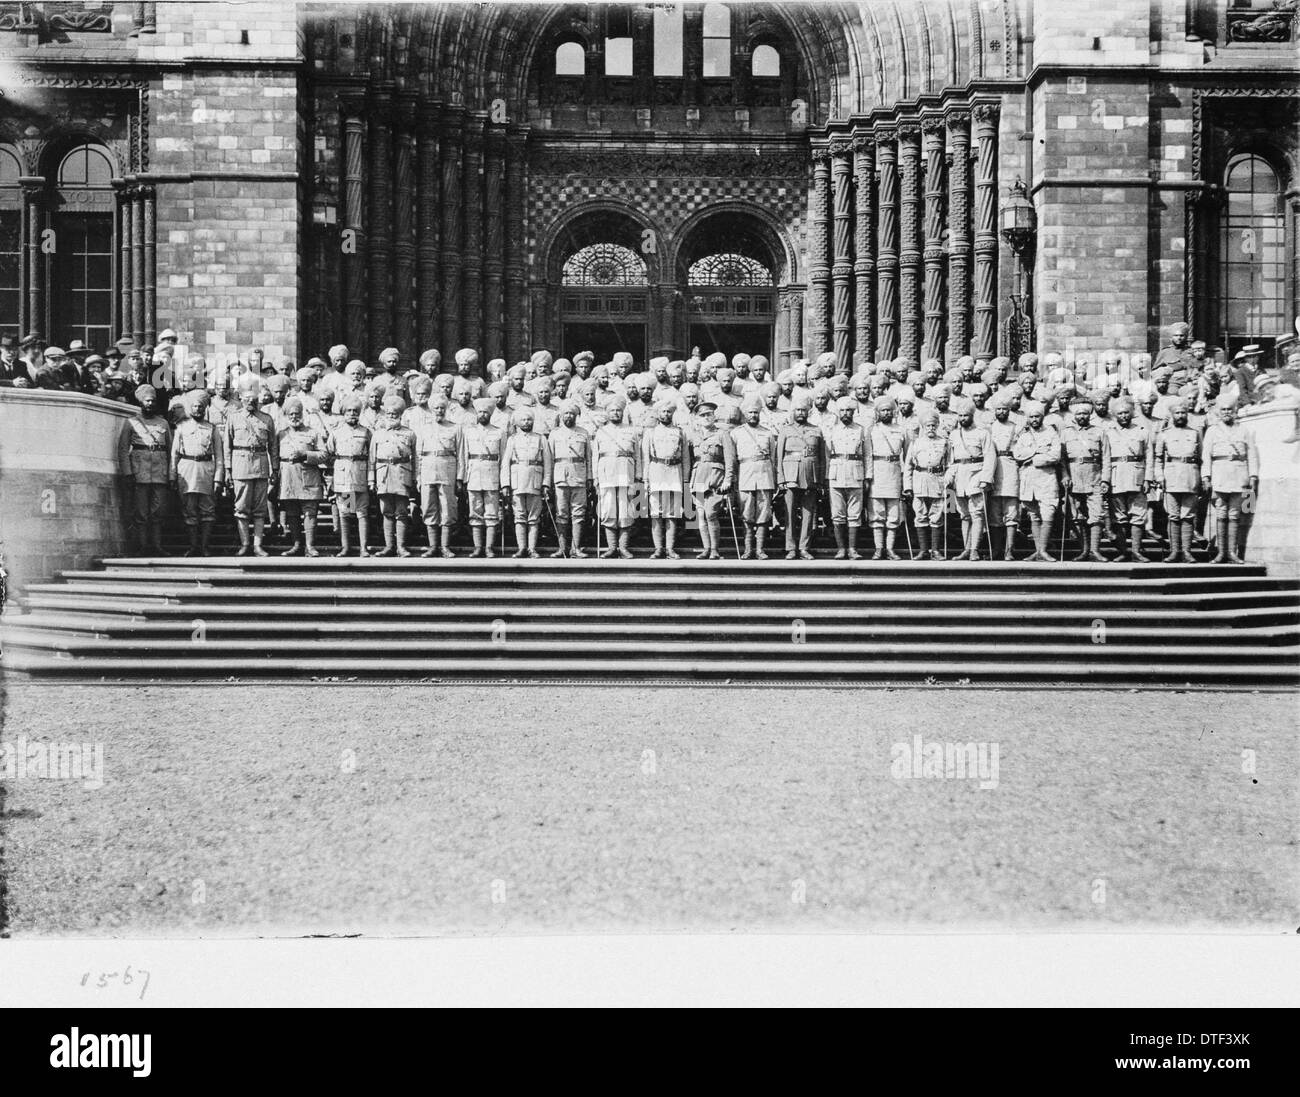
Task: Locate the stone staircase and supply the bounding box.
[2,557,1297,686]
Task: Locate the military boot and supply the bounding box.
[1128,522,1147,563]
[570,518,587,559]
[754,525,769,560]
[617,529,633,559]
[1086,524,1107,563]
[665,519,680,560]
[512,522,528,558]
[847,523,862,561]
[870,524,886,561]
[740,527,755,560]
[304,511,320,558]
[915,525,930,560]
[705,518,722,560]
[1226,517,1244,564]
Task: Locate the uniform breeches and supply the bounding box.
[555,484,588,523]
[829,486,863,525]
[231,478,267,521]
[912,495,943,527]
[512,492,542,526]
[1164,491,1198,521]
[955,491,986,520]
[1071,489,1106,526]
[869,495,902,529]
[181,492,215,526]
[783,488,816,546]
[1109,490,1148,524]
[740,489,773,525]
[1022,499,1057,525]
[693,489,727,521]
[1211,490,1244,520]
[647,489,683,519]
[130,482,168,530]
[335,489,369,516]
[598,486,635,529]
[467,489,500,526]
[421,483,458,527]
[378,492,408,519]
[988,496,1021,528]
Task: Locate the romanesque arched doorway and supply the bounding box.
[676,209,781,363]
[551,208,653,364]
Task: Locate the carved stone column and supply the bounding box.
[416,109,441,354]
[393,96,417,355]
[972,101,1000,363]
[341,95,367,353]
[131,185,145,345]
[897,123,922,363]
[461,112,485,353]
[852,136,875,363]
[921,117,946,363]
[787,288,804,361]
[808,148,832,357]
[874,127,899,360]
[21,179,42,337]
[945,110,972,359]
[114,180,131,337]
[504,125,528,362]
[439,108,463,354]
[141,184,156,346]
[482,123,506,361]
[830,140,854,371]
[367,84,395,354]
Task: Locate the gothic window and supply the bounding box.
[703,3,730,77]
[751,43,780,77]
[0,147,20,341]
[53,143,115,350]
[688,253,773,287]
[653,3,684,77]
[562,243,648,286]
[1218,153,1287,346]
[555,40,585,75]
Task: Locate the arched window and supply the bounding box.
[0,147,21,341]
[1219,154,1286,350]
[562,243,648,286]
[555,41,585,76]
[752,43,780,78]
[54,142,115,351]
[703,3,730,77]
[688,253,774,287]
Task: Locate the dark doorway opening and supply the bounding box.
[563,321,647,365]
[688,321,772,363]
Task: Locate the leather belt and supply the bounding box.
[335,455,365,461]
[231,445,266,451]
[468,452,498,461]
[1166,457,1199,464]
[741,457,771,466]
[131,443,168,451]
[953,456,983,464]
[179,454,213,462]
[874,455,901,463]
[1112,456,1143,463]
[1212,454,1247,462]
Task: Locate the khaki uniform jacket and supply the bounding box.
[1155,425,1202,494]
[947,424,996,496]
[904,435,948,497]
[223,408,276,482]
[824,422,870,488]
[776,422,827,489]
[1013,426,1063,504]
[121,415,173,484]
[171,418,224,494]
[731,423,778,491]
[458,422,505,490]
[501,430,553,494]
[327,422,371,492]
[369,425,417,495]
[690,428,736,494]
[1105,422,1154,493]
[987,419,1021,497]
[1201,422,1259,493]
[277,425,328,499]
[549,425,593,487]
[1061,424,1111,492]
[642,424,690,494]
[533,403,562,436]
[415,420,463,486]
[593,423,642,488]
[868,422,908,497]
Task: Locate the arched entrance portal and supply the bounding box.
[553,209,651,364]
[677,210,779,363]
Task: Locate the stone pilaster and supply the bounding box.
[852,136,875,363]
[945,109,972,360]
[807,148,832,357]
[972,101,1000,363]
[830,140,854,371]
[874,127,899,361]
[897,123,922,363]
[921,117,946,363]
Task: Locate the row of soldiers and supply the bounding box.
[119,344,1262,563]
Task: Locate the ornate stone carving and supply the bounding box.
[528,148,805,179]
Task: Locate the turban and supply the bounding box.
[409,374,433,396]
[649,355,671,372]
[761,381,782,399]
[1151,366,1173,381]
[605,395,628,414]
[943,368,963,384]
[896,390,915,405]
[1215,394,1237,412]
[1069,399,1094,412]
[1003,383,1023,400]
[507,363,527,380]
[814,351,838,372]
[295,367,317,384]
[919,408,941,425]
[950,396,976,416]
[792,392,814,410]
[235,373,261,395]
[265,373,290,395]
[512,407,535,426]
[702,352,727,370]
[790,363,809,383]
[418,349,440,370]
[552,358,573,375]
[328,344,349,359]
[741,393,764,413]
[472,397,495,414]
[835,396,857,413]
[455,348,479,368]
[451,378,471,400]
[591,364,610,381]
[532,350,555,370]
[183,389,208,415]
[558,399,582,417]
[1109,396,1134,415]
[965,383,989,400]
[1173,396,1195,413]
[135,383,157,402]
[1169,321,1191,336]
[283,396,304,416]
[980,368,1002,387]
[580,379,599,396]
[812,380,833,398]
[1021,399,1045,417]
[381,393,407,415]
[469,378,486,398]
[987,391,1008,411]
[907,370,926,386]
[932,383,953,399]
[873,396,896,412]
[434,374,455,393]
[1017,353,1039,370]
[679,383,700,399]
[487,381,509,399]
[378,347,399,363]
[750,355,769,372]
[652,398,677,417]
[775,370,794,386]
[364,377,389,397]
[339,393,364,413]
[573,350,595,367]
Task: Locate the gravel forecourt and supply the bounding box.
[0,684,1295,936]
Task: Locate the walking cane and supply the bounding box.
[942,489,949,559]
[983,486,994,560]
[1059,492,1070,563]
[724,494,742,560]
[901,501,914,559]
